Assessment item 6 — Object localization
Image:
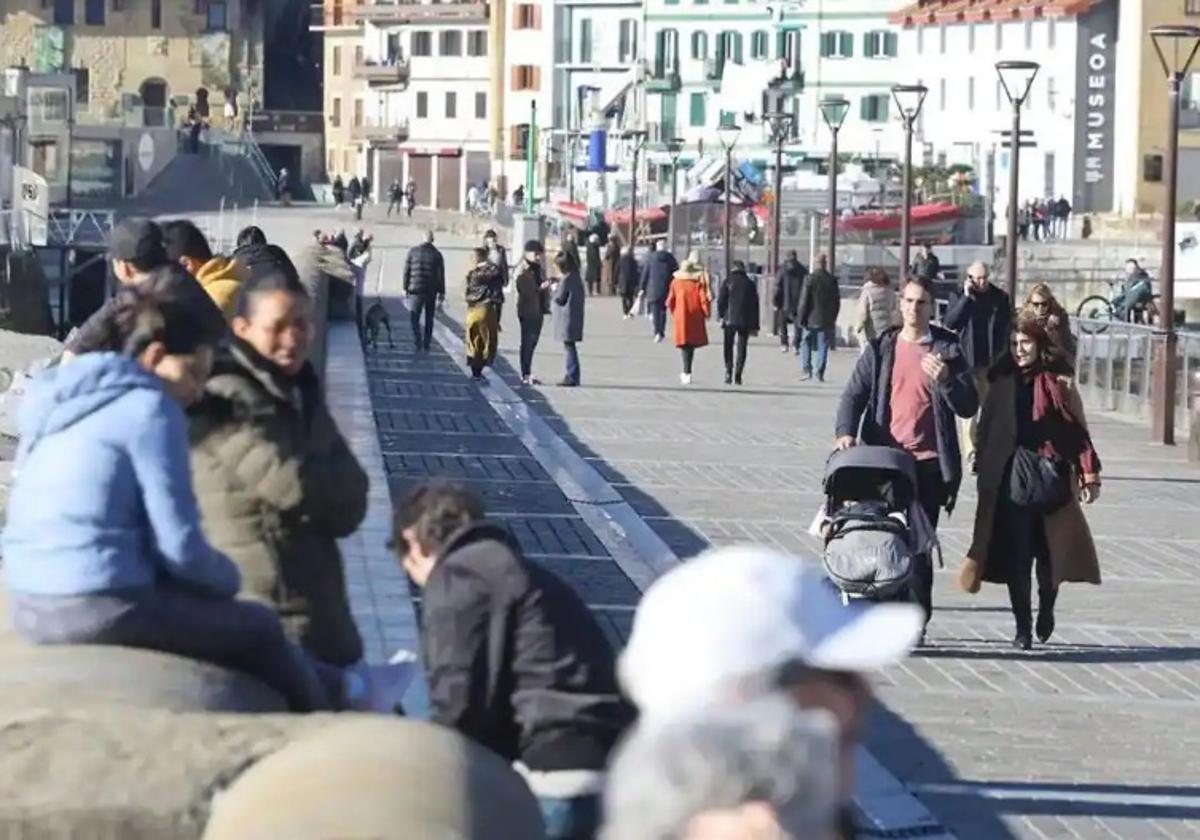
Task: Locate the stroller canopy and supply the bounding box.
[823,446,919,509]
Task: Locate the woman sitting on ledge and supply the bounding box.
[0,287,338,711]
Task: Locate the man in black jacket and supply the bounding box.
[773,251,807,353]
[797,254,841,382]
[911,242,942,283]
[403,230,446,351]
[717,260,760,386]
[639,240,679,342]
[393,481,634,839]
[835,276,978,630]
[942,260,1011,473]
[617,246,641,318]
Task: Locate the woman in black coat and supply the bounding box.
[617,247,641,318]
[717,260,760,386]
[584,234,603,296]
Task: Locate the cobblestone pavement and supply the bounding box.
[230,209,1200,839]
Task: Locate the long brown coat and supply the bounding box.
[964,372,1101,588]
[601,239,621,295]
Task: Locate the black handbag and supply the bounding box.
[1009,447,1071,513]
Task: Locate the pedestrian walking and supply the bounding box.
[854,266,900,347]
[391,482,634,838]
[717,259,759,386]
[552,250,585,387]
[403,230,446,352]
[464,247,504,381]
[1055,195,1072,238]
[1021,283,1076,370]
[616,246,640,319]
[640,239,678,343]
[943,261,1012,474]
[666,251,711,385]
[361,176,371,205]
[514,239,551,384]
[911,242,942,283]
[584,233,602,296]
[602,235,621,296]
[405,179,417,217]
[958,316,1102,650]
[484,228,510,289]
[333,175,345,209]
[773,250,807,353]
[834,276,979,631]
[348,175,362,206]
[561,229,580,271]
[277,167,291,206]
[797,254,841,382]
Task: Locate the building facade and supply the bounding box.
[312,0,368,182]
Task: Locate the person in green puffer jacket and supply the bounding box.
[189,262,367,669]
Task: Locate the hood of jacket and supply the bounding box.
[203,337,319,418]
[18,353,161,457]
[194,256,245,318]
[438,521,522,565]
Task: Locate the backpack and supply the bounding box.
[822,501,914,600]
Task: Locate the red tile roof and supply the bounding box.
[888,0,1102,27]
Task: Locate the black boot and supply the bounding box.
[1013,630,1033,651]
[1036,587,1058,643]
[1008,579,1033,650]
[723,370,732,385]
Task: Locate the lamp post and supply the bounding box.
[717,121,741,281]
[622,129,648,248]
[818,97,849,277]
[1149,26,1200,446]
[891,84,927,280]
[666,137,685,256]
[763,112,795,328]
[872,126,885,209]
[996,60,1040,301]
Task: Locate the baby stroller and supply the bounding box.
[820,446,921,604]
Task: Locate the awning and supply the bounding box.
[889,0,1101,27]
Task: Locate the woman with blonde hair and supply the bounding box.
[666,250,712,385]
[1021,282,1076,369]
[854,266,900,345]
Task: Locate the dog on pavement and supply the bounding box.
[363,298,394,350]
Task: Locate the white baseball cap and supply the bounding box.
[619,546,924,720]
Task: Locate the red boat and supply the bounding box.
[552,200,667,228]
[836,202,962,242]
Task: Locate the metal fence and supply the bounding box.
[1073,319,1200,429]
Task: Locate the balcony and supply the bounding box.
[768,67,805,95]
[704,58,724,86]
[644,63,680,93]
[351,118,410,144]
[353,57,410,85]
[351,0,487,24]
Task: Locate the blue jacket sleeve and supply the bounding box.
[835,344,874,439]
[942,291,971,331]
[131,396,241,598]
[940,346,979,419]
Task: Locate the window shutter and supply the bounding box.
[776,30,787,60]
[859,97,869,121]
[510,66,520,90]
[879,96,889,121]
[886,32,898,56]
[509,125,518,158]
[842,32,853,57]
[733,32,743,64]
[533,4,541,29]
[863,33,873,58]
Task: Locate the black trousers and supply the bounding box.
[681,345,696,374]
[723,327,749,379]
[777,316,801,349]
[912,457,947,623]
[994,493,1056,634]
[409,293,437,349]
[649,302,667,338]
[621,293,636,315]
[518,317,542,378]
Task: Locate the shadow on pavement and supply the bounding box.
[916,642,1200,665]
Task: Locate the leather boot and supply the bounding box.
[1036,587,1058,643]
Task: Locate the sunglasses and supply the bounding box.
[1030,300,1050,308]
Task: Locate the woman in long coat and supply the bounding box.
[553,250,586,387]
[666,251,711,385]
[958,315,1102,650]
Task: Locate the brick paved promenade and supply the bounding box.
[255,207,1200,839]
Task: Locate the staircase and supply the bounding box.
[125,142,275,216]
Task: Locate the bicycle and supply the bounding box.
[1075,277,1159,335]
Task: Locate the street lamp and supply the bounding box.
[665,136,685,256]
[566,129,580,203]
[818,96,849,277]
[717,121,741,281]
[622,129,648,249]
[891,84,927,279]
[763,112,795,330]
[1149,25,1200,446]
[996,60,1040,301]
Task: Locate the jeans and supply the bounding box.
[563,341,580,384]
[681,345,696,374]
[9,586,336,712]
[408,293,437,349]
[519,318,543,378]
[538,793,601,840]
[912,457,947,623]
[723,326,749,380]
[801,326,834,377]
[649,302,667,339]
[387,199,401,216]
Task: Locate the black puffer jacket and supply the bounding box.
[773,258,807,320]
[464,261,504,307]
[639,251,679,304]
[404,242,446,298]
[718,269,761,332]
[797,268,841,330]
[422,522,634,770]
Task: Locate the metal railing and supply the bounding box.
[1073,318,1200,428]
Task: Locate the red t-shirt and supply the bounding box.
[889,336,939,461]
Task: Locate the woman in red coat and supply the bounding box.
[666,252,712,385]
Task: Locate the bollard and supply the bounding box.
[1190,370,1200,462]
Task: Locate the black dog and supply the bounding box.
[363,299,394,350]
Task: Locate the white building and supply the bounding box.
[356,1,493,211]
[889,0,1120,217]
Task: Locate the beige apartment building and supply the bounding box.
[312,0,369,181]
[0,0,263,127]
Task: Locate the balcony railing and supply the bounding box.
[351,118,410,144]
[768,66,805,94]
[351,0,487,24]
[353,57,411,85]
[644,61,680,93]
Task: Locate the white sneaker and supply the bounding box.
[654,334,664,344]
[680,372,692,385]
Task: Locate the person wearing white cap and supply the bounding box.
[618,545,923,812]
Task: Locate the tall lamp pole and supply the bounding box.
[567,129,580,202]
[1149,26,1200,446]
[891,84,927,280]
[818,97,850,277]
[622,129,648,248]
[717,121,742,281]
[666,137,685,256]
[996,60,1040,301]
[763,112,795,327]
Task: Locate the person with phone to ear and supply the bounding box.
[834,276,978,638]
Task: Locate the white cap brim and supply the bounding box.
[806,602,925,672]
